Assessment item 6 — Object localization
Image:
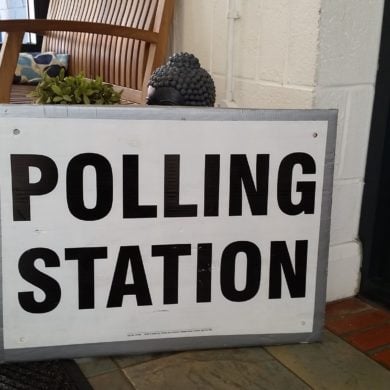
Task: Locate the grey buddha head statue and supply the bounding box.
[146,52,216,107]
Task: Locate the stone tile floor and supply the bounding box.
[77,297,390,389]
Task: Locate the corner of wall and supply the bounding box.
[314,0,385,301]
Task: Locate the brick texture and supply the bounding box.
[372,348,390,370]
[326,309,389,335]
[326,297,371,318]
[326,298,390,370]
[345,323,390,352]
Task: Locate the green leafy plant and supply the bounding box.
[29,69,122,104]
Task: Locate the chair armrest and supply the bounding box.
[0,19,159,42]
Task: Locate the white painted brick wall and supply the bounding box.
[173,0,384,301]
[233,79,313,109]
[256,0,289,84]
[173,0,320,108]
[0,0,8,10]
[330,180,364,245]
[285,0,321,87]
[317,0,384,87]
[7,0,24,8]
[172,0,215,72]
[0,0,26,19]
[315,0,384,300]
[327,242,362,301]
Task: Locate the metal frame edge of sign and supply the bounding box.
[0,105,337,362]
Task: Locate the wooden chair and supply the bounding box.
[0,0,175,104]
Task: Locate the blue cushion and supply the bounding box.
[13,52,69,84]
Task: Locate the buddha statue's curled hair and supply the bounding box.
[147,52,216,107]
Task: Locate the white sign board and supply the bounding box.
[0,106,336,361]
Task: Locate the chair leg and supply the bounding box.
[0,31,24,103]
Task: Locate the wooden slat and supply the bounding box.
[90,0,105,78]
[75,0,92,77]
[58,0,71,55]
[109,0,128,83]
[138,0,158,89]
[142,44,157,102]
[130,1,144,88]
[153,0,175,68]
[106,0,122,82]
[82,0,99,76]
[98,0,113,81]
[44,0,72,55]
[126,1,142,88]
[112,85,142,104]
[10,84,35,104]
[57,0,70,54]
[118,1,135,86]
[134,0,151,90]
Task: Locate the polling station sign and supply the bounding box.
[0,106,336,361]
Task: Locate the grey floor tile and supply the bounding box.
[113,352,174,368]
[76,357,118,378]
[266,330,390,390]
[89,370,135,390]
[123,348,309,390]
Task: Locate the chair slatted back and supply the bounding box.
[41,0,174,103]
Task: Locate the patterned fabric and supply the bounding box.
[13,52,69,84]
